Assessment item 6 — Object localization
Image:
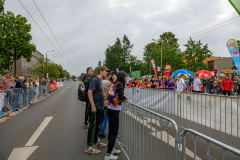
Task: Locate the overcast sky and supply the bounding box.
[5,0,240,76]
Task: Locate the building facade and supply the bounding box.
[11,50,44,77]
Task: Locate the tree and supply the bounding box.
[143,32,185,75]
[0,0,4,13]
[93,66,99,75]
[1,11,36,75]
[98,61,102,67]
[71,75,76,80]
[183,38,212,72]
[105,35,135,74]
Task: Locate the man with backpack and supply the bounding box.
[82,67,94,129]
[85,66,109,155]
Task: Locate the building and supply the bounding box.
[11,50,44,77]
[204,57,234,73]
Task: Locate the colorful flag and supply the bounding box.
[151,59,158,77]
[116,68,119,73]
[226,39,240,73]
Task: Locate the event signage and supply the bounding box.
[157,67,161,72]
[132,71,141,78]
[229,0,240,15]
[151,59,158,77]
[226,39,240,73]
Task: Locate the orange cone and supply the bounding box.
[7,110,9,116]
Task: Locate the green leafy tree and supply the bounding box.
[0,0,4,13]
[98,61,102,67]
[143,32,185,76]
[1,11,36,75]
[183,38,212,72]
[71,75,76,80]
[93,66,99,75]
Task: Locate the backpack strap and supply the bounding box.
[115,82,120,95]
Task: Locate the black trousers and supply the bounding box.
[223,90,231,96]
[87,109,103,146]
[106,108,120,154]
[84,101,89,125]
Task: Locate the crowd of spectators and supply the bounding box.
[126,73,238,96]
[0,71,67,114]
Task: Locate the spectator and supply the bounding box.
[150,76,156,88]
[0,84,5,114]
[221,73,233,96]
[132,78,137,88]
[214,66,218,76]
[105,71,128,160]
[193,73,201,93]
[99,71,112,139]
[176,73,186,92]
[85,66,109,155]
[164,76,169,89]
[82,67,94,129]
[0,71,11,109]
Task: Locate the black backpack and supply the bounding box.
[78,77,99,102]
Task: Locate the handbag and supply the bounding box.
[112,94,121,106]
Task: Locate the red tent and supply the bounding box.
[196,70,214,77]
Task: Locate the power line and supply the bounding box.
[32,0,70,62]
[179,16,240,41]
[178,18,240,43]
[18,0,68,63]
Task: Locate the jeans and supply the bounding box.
[99,106,108,135]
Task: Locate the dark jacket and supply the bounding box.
[114,71,127,105]
[15,80,23,88]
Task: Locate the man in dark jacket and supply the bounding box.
[82,67,94,129]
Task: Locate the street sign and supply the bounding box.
[157,67,161,72]
[132,71,141,78]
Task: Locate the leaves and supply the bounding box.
[183,38,212,72]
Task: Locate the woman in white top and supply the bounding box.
[176,73,186,91]
[193,73,201,92]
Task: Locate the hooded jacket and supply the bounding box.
[82,74,91,83]
[221,78,233,91]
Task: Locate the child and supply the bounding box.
[168,78,175,90]
[0,84,5,114]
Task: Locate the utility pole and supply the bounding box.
[46,50,54,78]
[149,54,151,75]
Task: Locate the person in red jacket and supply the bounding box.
[221,73,233,96]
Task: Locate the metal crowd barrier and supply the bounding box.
[125,87,240,149]
[180,128,240,160]
[118,101,181,160]
[0,81,72,121]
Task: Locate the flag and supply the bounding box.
[116,68,119,73]
[226,39,240,73]
[151,59,158,77]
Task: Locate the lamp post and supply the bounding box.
[46,50,54,78]
[43,64,44,77]
[152,39,162,76]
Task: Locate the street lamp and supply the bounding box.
[152,39,162,76]
[46,50,54,78]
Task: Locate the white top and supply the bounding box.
[176,78,186,91]
[193,78,201,91]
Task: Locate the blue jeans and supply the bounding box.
[99,106,108,135]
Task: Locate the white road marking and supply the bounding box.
[124,111,202,160]
[25,117,53,147]
[8,146,38,160]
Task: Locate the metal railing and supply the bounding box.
[124,87,240,149]
[0,80,72,121]
[118,101,181,160]
[180,128,240,160]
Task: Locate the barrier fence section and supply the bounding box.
[124,88,240,149]
[117,101,181,160]
[180,128,240,160]
[0,80,72,121]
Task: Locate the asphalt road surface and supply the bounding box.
[0,82,126,160]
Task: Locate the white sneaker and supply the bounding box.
[104,154,118,160]
[111,148,121,155]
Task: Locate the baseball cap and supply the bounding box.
[98,66,110,72]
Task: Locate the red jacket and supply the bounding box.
[221,78,233,91]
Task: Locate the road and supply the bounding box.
[0,82,126,160]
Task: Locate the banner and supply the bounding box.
[226,39,240,73]
[229,0,240,15]
[116,68,119,73]
[151,59,158,77]
[132,71,141,78]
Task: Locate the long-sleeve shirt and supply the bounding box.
[176,78,186,91]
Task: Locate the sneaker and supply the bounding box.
[83,123,89,129]
[111,148,121,155]
[92,141,107,148]
[99,134,107,139]
[104,154,118,160]
[85,146,101,154]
